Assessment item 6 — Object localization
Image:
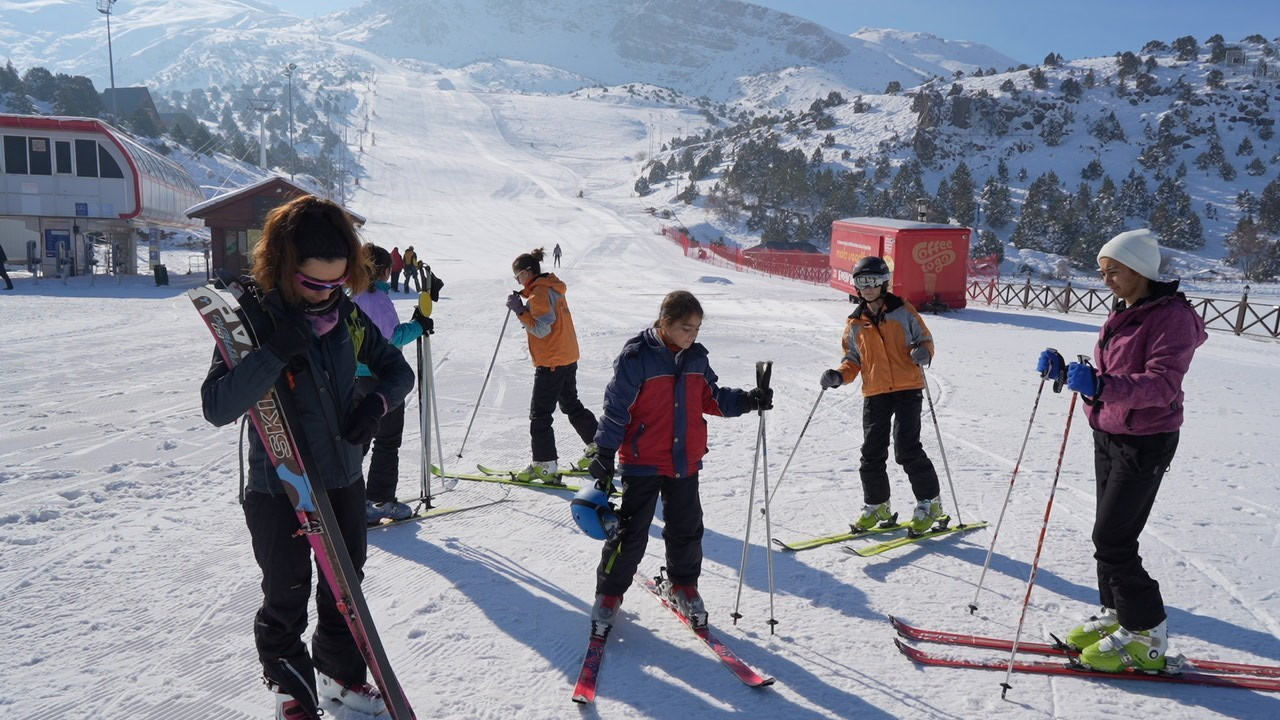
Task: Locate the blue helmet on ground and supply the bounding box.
[571,484,619,541]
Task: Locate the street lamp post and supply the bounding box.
[284,62,297,180]
[96,0,118,117]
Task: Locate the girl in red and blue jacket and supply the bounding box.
[586,290,770,632]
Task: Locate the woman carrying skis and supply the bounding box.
[584,290,771,636]
[1036,229,1206,673]
[353,243,435,524]
[506,247,599,483]
[201,196,414,720]
[818,256,942,536]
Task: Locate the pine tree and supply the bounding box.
[1258,176,1280,233]
[947,161,977,225]
[972,229,1004,261]
[21,66,55,101]
[0,61,20,94]
[981,175,1014,229]
[1237,136,1254,156]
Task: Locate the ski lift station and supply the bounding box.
[0,113,204,277]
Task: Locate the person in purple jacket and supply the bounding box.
[1036,228,1207,673]
[584,290,771,637]
[353,244,433,524]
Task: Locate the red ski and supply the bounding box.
[637,573,774,688]
[571,634,609,704]
[889,615,1280,678]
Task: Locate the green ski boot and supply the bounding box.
[1078,621,1168,672]
[852,501,896,532]
[1063,608,1119,650]
[906,496,947,535]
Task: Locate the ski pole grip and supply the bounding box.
[756,360,773,392]
[418,291,432,318]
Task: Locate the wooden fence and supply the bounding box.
[966,279,1280,339]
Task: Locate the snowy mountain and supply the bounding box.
[1,0,1016,101]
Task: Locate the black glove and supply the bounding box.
[820,369,843,389]
[910,344,931,366]
[428,272,444,303]
[264,305,313,363]
[589,448,616,492]
[412,308,434,335]
[744,387,773,412]
[342,395,384,446]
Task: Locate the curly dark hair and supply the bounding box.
[250,195,370,306]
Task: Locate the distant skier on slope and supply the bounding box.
[1036,228,1206,673]
[200,196,414,720]
[584,290,771,636]
[506,246,599,483]
[818,256,942,535]
[353,243,435,524]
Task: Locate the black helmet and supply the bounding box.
[851,256,890,290]
[852,256,890,277]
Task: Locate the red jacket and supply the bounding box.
[595,328,748,478]
[390,248,403,273]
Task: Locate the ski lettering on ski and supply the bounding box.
[571,634,608,704]
[840,521,988,557]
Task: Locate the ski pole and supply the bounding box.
[732,361,775,630]
[1000,358,1084,699]
[921,366,965,526]
[457,304,512,459]
[969,373,1051,615]
[762,387,825,511]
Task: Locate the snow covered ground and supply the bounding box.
[2,62,1279,719]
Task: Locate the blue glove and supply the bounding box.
[1036,348,1065,380]
[1066,362,1100,397]
[505,292,527,315]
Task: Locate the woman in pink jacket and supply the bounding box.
[1036,229,1207,674]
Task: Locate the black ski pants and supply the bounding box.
[355,375,408,503]
[244,481,369,691]
[529,362,598,462]
[0,263,12,290]
[1091,429,1178,632]
[597,474,703,596]
[858,388,939,505]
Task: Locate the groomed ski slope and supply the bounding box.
[2,64,1278,719]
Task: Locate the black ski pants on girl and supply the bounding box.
[529,362,598,462]
[596,473,703,597]
[1091,429,1179,632]
[859,388,940,505]
[244,481,369,691]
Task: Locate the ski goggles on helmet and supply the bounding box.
[295,271,348,292]
[853,272,889,289]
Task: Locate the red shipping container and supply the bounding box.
[829,217,970,309]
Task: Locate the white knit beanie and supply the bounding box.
[1097,229,1162,281]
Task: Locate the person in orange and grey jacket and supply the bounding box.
[819,256,944,536]
[506,247,599,483]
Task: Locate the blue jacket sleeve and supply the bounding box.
[595,345,644,451]
[389,320,424,348]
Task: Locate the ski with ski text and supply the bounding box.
[571,633,610,704]
[773,522,907,551]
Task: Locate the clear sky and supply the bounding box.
[268,0,1277,65]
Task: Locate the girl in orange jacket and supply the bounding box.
[506,247,599,482]
[819,256,942,535]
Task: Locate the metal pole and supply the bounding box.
[456,308,511,459]
[921,367,965,526]
[968,377,1047,614]
[1000,374,1082,698]
[285,63,297,180]
[764,388,826,509]
[97,0,118,117]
